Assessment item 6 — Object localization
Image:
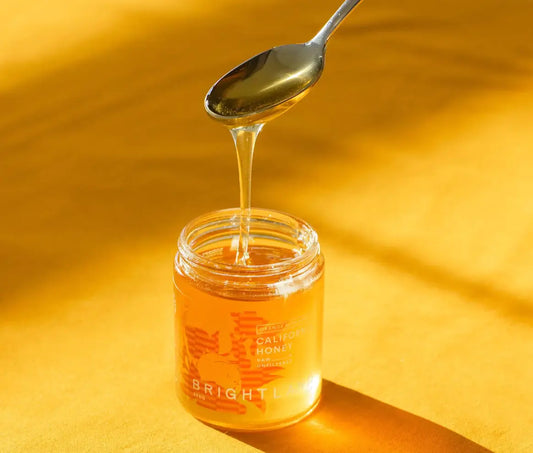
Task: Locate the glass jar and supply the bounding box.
[173,208,324,431]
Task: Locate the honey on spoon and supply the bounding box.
[205,0,365,264]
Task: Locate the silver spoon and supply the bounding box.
[205,0,365,126]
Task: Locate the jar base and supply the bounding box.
[192,396,321,432]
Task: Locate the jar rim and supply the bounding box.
[177,207,320,278]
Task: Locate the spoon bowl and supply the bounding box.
[205,43,324,126]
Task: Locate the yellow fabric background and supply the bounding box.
[1,0,532,451]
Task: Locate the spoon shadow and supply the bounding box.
[223,380,492,453]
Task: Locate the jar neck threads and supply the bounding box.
[175,208,323,298]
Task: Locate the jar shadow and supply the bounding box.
[221,380,492,453]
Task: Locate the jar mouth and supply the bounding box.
[177,208,320,278]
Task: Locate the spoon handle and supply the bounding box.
[311,0,365,46]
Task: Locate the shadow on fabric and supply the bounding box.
[224,380,492,453]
